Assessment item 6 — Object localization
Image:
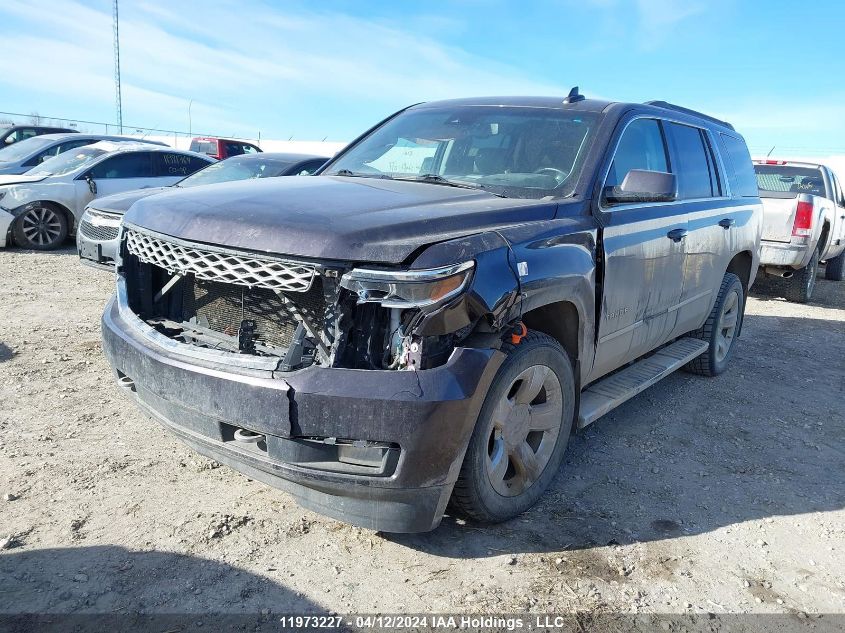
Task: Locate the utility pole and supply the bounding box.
[113,0,123,133]
[188,99,193,137]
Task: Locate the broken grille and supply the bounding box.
[182,277,327,350]
[125,228,317,293]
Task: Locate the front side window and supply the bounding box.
[324,106,600,199]
[89,152,153,179]
[666,122,715,199]
[605,118,669,191]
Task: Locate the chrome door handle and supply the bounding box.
[718,218,735,229]
[667,228,688,242]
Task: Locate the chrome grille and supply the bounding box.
[80,219,120,241]
[124,228,317,292]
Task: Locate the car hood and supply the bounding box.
[0,173,50,186]
[124,176,558,264]
[89,186,171,214]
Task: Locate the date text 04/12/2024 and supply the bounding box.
[276,615,575,630]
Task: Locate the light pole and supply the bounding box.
[188,99,193,138]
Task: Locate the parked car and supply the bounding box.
[102,92,761,533]
[0,133,169,176]
[0,142,213,250]
[77,152,328,270]
[752,160,845,301]
[0,124,78,146]
[189,137,262,160]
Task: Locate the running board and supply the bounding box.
[578,338,708,429]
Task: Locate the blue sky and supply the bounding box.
[0,0,843,155]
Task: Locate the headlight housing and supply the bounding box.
[340,261,474,309]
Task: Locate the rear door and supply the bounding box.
[589,116,687,382]
[664,122,735,336]
[824,168,845,256]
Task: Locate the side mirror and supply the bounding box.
[4,137,14,145]
[85,174,97,195]
[603,169,677,206]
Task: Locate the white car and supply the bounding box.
[0,142,214,249]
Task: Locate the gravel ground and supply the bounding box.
[0,247,843,629]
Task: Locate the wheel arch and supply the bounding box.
[726,250,754,294]
[11,199,74,247]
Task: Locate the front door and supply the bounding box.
[589,117,687,383]
[75,151,156,213]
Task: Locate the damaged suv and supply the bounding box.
[102,93,761,532]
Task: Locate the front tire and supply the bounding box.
[685,272,744,377]
[13,202,68,250]
[824,251,845,281]
[449,331,575,524]
[783,248,818,303]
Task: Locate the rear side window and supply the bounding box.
[90,152,153,179]
[666,122,716,199]
[224,142,243,157]
[154,152,209,177]
[605,118,669,189]
[718,134,758,197]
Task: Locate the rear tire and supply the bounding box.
[684,272,744,377]
[783,248,818,303]
[824,251,845,281]
[449,331,575,524]
[12,202,68,250]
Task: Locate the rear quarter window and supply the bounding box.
[718,133,758,197]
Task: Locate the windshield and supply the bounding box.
[178,155,292,187]
[754,164,829,199]
[324,106,599,199]
[0,135,56,163]
[25,146,107,177]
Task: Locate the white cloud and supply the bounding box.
[0,0,571,139]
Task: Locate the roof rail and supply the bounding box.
[643,100,735,131]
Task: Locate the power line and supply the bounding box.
[0,110,258,142]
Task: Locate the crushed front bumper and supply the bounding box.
[101,287,503,532]
[77,209,121,270]
[0,208,13,247]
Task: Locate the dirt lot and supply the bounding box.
[1,247,843,627]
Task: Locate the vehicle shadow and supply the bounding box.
[0,342,13,363]
[389,311,845,558]
[750,267,843,310]
[0,545,323,632]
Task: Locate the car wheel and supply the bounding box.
[783,248,818,303]
[12,202,68,250]
[824,251,845,281]
[684,272,744,377]
[449,331,575,524]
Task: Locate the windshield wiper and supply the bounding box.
[397,174,506,197]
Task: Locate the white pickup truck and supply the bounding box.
[753,160,845,302]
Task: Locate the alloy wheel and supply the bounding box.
[715,288,740,362]
[21,206,63,247]
[486,364,563,497]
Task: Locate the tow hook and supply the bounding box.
[510,322,527,345]
[233,428,265,444]
[116,375,135,392]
